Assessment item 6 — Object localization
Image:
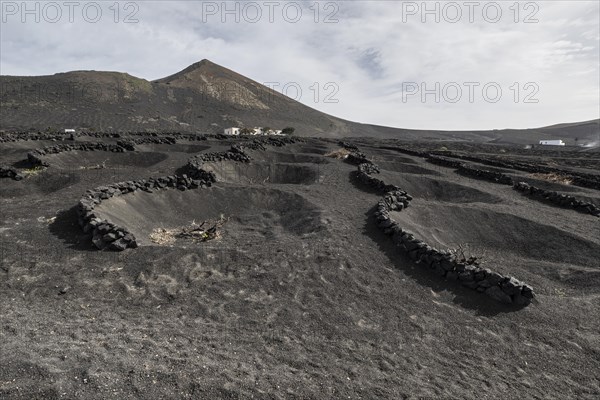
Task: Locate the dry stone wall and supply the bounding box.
[118,137,177,145]
[77,175,214,251]
[345,144,536,306]
[0,165,23,180]
[76,137,301,251]
[426,155,598,216]
[431,151,600,191]
[381,144,600,191]
[427,155,514,185]
[76,148,239,251]
[27,142,134,167]
[458,163,513,185]
[0,132,74,143]
[1,131,201,143]
[185,145,251,182]
[514,182,600,217]
[380,145,428,158]
[184,138,302,180]
[240,136,304,150]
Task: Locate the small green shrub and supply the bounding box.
[22,166,45,177]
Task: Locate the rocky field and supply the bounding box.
[1,132,599,399]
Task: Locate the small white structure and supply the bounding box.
[224,127,241,136]
[64,129,76,134]
[224,127,283,136]
[539,140,566,146]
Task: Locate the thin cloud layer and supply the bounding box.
[1,0,598,130]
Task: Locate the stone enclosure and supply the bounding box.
[342,142,536,306]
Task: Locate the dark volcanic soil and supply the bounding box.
[95,185,327,246]
[1,136,599,399]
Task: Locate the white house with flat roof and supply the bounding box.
[539,139,565,146]
[224,127,241,136]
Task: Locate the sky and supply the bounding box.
[1,0,599,130]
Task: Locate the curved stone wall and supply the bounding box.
[0,132,73,143]
[184,138,303,180]
[381,144,600,191]
[431,151,600,191]
[347,145,536,306]
[426,155,598,217]
[76,146,244,251]
[185,145,251,182]
[0,165,23,180]
[117,137,177,145]
[514,182,600,217]
[458,163,513,185]
[75,136,301,251]
[27,142,135,167]
[77,175,213,251]
[373,190,535,305]
[427,155,514,185]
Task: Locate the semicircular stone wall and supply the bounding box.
[338,142,536,306]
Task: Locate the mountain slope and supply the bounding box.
[1,60,598,143]
[0,59,355,136]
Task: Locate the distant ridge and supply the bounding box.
[1,60,598,144]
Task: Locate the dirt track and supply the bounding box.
[1,136,599,399]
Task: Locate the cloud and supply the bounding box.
[1,0,598,130]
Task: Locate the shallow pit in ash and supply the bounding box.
[294,144,333,155]
[391,203,598,265]
[246,150,329,164]
[514,176,583,193]
[370,154,419,165]
[42,151,168,169]
[93,185,326,246]
[135,143,211,154]
[378,173,501,204]
[377,161,442,175]
[202,161,322,185]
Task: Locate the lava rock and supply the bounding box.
[485,286,513,304]
[109,239,129,252]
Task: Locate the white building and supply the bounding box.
[224,127,241,136]
[539,140,566,146]
[224,127,283,136]
[64,129,76,133]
